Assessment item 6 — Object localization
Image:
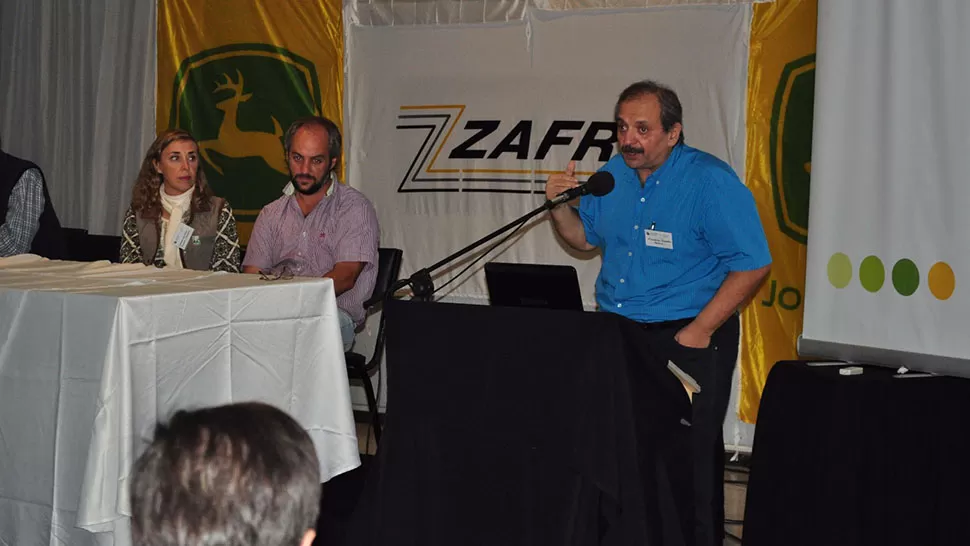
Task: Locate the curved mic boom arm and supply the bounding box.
[371,198,559,304]
[369,171,614,304]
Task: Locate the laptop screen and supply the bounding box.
[484,262,585,311]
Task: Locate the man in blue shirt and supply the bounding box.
[546,80,771,546]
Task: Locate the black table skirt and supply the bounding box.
[346,300,696,546]
[744,361,970,546]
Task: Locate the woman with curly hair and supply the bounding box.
[120,130,241,272]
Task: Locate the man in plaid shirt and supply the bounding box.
[0,138,63,258]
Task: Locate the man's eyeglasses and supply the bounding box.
[259,266,294,281]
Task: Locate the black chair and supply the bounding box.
[62,227,121,262]
[61,228,88,261]
[345,247,403,445]
[84,234,121,262]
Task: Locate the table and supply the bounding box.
[348,299,695,546]
[0,255,360,546]
[744,361,970,546]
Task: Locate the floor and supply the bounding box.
[323,422,752,545]
[724,459,750,544]
[355,421,379,456]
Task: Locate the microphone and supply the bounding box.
[546,171,615,209]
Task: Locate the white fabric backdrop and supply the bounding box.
[347,0,766,26]
[801,0,970,375]
[346,5,751,303]
[0,0,157,236]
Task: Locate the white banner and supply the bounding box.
[346,6,751,303]
[802,0,970,373]
[348,0,765,27]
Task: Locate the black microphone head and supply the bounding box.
[585,171,615,197]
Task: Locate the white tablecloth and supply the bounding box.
[0,255,360,546]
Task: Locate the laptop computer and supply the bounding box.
[484,262,584,311]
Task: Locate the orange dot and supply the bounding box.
[928,262,955,300]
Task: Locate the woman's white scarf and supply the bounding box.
[159,185,194,268]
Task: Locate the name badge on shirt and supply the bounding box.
[172,224,195,250]
[645,228,674,249]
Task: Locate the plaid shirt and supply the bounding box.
[242,182,379,325]
[0,168,45,257]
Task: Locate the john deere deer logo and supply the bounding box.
[169,43,323,239]
[198,70,287,175]
[770,54,815,245]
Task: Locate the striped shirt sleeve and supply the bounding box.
[241,207,275,271]
[701,173,772,272]
[332,195,379,265]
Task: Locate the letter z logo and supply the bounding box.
[396,105,615,194]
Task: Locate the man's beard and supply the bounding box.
[292,168,331,196]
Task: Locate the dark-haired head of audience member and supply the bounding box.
[130,402,321,546]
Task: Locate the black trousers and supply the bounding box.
[635,314,740,546]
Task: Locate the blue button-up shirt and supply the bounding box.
[578,144,771,323]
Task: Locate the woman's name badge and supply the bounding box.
[173,224,195,250]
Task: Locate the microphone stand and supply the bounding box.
[376,197,568,304]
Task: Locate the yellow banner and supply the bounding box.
[157,0,344,244]
[740,0,817,423]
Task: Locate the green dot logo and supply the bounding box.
[827,252,852,288]
[858,255,885,293]
[891,259,920,296]
[826,254,954,300]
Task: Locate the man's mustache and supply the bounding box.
[621,145,644,154]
